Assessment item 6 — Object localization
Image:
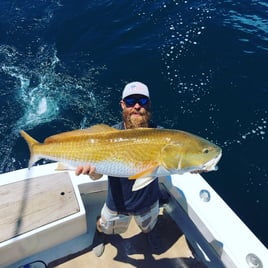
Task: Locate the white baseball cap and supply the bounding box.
[122,81,150,99]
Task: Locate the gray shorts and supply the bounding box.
[99,201,159,235]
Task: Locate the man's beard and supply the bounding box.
[123,109,151,129]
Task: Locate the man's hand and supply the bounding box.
[75,164,103,180]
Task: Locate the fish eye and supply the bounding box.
[203,148,209,154]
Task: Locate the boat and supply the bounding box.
[0,162,267,268]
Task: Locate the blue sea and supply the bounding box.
[0,0,267,247]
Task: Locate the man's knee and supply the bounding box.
[98,205,131,235]
[98,217,130,234]
[135,201,159,233]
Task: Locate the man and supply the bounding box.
[76,81,161,256]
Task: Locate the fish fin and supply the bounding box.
[85,124,118,133]
[129,165,159,180]
[44,124,118,143]
[55,162,76,171]
[132,177,156,191]
[20,130,40,168]
[45,129,91,143]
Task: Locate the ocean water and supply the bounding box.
[0,0,267,247]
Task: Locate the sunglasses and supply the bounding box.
[123,97,149,107]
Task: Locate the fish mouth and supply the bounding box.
[202,151,222,171]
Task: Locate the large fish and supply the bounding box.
[20,124,222,191]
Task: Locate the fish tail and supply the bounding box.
[20,130,40,168]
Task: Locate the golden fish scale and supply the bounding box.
[33,128,181,166]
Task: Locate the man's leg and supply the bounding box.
[93,203,132,257]
[99,203,132,234]
[134,201,159,233]
[134,201,162,253]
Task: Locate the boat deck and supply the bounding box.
[51,190,206,268]
[2,164,267,267]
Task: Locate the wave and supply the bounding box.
[0,43,108,172]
